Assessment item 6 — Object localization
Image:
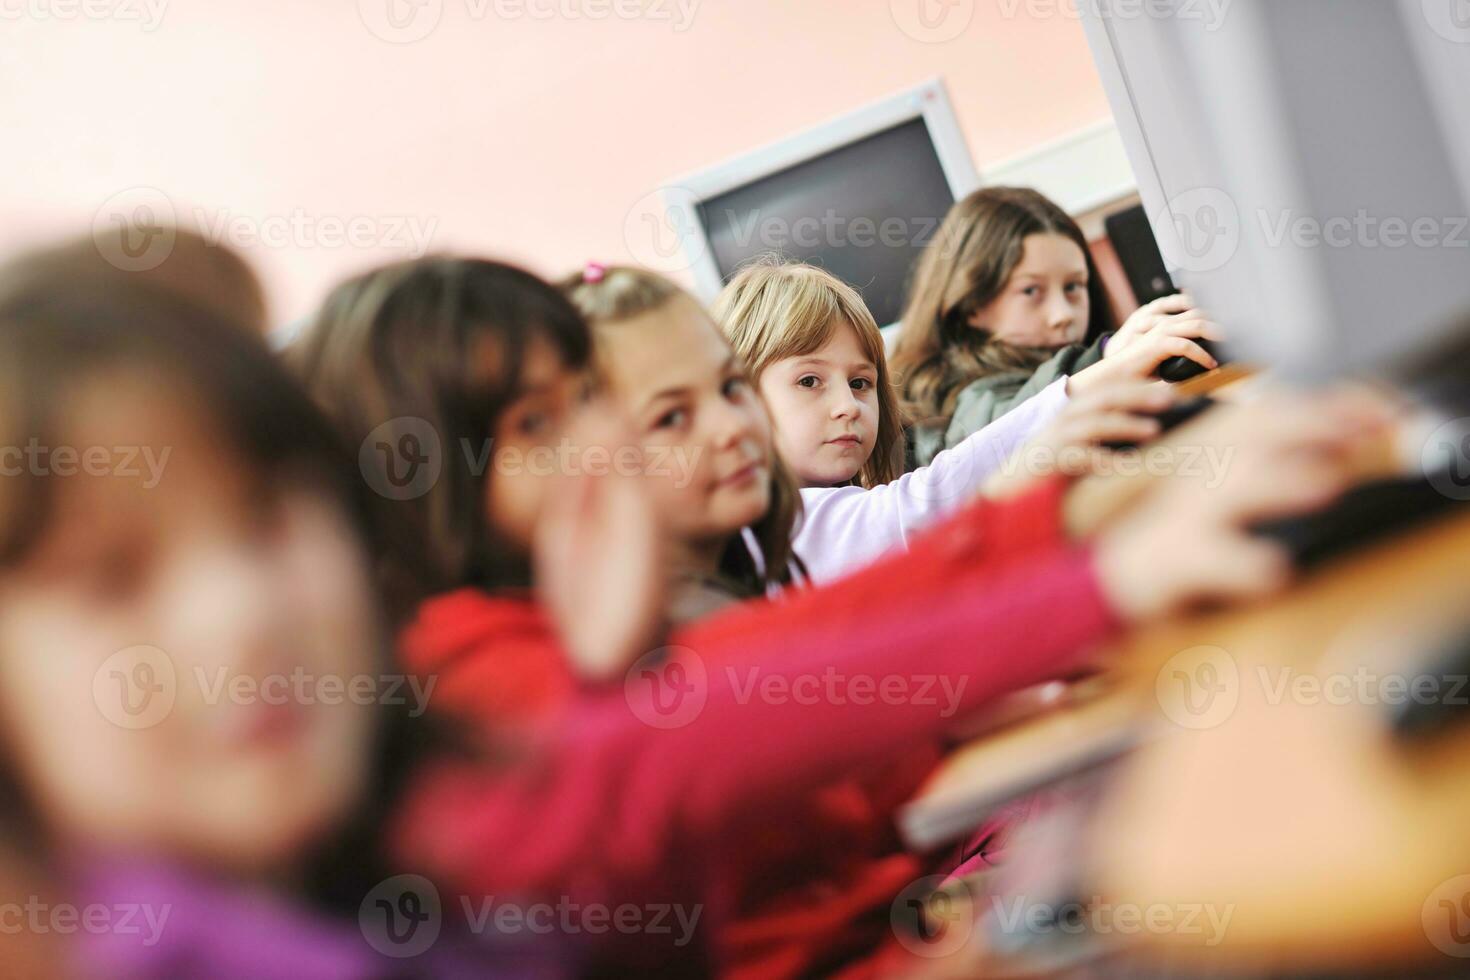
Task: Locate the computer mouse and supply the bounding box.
[1157,339,1224,383]
[1389,624,1470,743]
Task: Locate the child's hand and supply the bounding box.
[1069,298,1222,396]
[1104,294,1216,359]
[534,403,667,683]
[986,382,1177,498]
[1091,388,1397,622]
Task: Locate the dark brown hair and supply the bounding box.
[0,242,352,567]
[0,226,269,336]
[292,256,593,609]
[891,186,1117,424]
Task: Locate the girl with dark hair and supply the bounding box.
[0,240,567,978]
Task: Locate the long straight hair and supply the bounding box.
[891,186,1117,424]
[713,258,906,488]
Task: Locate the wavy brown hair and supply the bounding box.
[563,265,805,597]
[713,259,905,488]
[890,186,1117,424]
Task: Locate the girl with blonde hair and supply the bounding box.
[714,258,1169,583]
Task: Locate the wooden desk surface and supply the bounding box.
[1173,363,1260,399]
[904,493,1470,972]
[1090,503,1470,972]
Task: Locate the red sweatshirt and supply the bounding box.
[390,478,1121,975]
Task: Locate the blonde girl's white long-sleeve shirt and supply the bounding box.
[792,377,1068,584]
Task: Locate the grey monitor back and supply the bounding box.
[1080,0,1470,388]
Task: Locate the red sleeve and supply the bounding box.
[982,475,1073,558]
[681,475,1076,677]
[395,480,1119,903]
[398,591,574,726]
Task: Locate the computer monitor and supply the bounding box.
[660,79,981,334]
[1079,0,1470,388]
[1104,202,1177,306]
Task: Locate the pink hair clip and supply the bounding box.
[584,262,607,284]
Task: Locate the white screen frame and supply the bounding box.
[663,77,981,318]
[1076,6,1180,277]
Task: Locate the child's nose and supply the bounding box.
[830,390,861,419]
[1047,295,1076,331]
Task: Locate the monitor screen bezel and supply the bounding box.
[662,77,981,333]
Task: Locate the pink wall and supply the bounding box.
[0,0,1114,326]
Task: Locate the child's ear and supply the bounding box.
[965,309,987,331]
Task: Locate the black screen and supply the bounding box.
[1103,203,1176,305]
[698,118,956,326]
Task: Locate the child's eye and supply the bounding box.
[653,408,688,431]
[850,378,873,391]
[722,377,749,400]
[1066,282,1086,294]
[1022,286,1042,298]
[796,375,820,389]
[518,412,550,436]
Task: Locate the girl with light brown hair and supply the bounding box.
[892,186,1220,466]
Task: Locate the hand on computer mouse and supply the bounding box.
[1104,294,1211,358]
[1091,389,1396,622]
[1067,313,1222,397]
[1103,293,1226,383]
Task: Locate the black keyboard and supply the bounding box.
[1252,473,1467,569]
